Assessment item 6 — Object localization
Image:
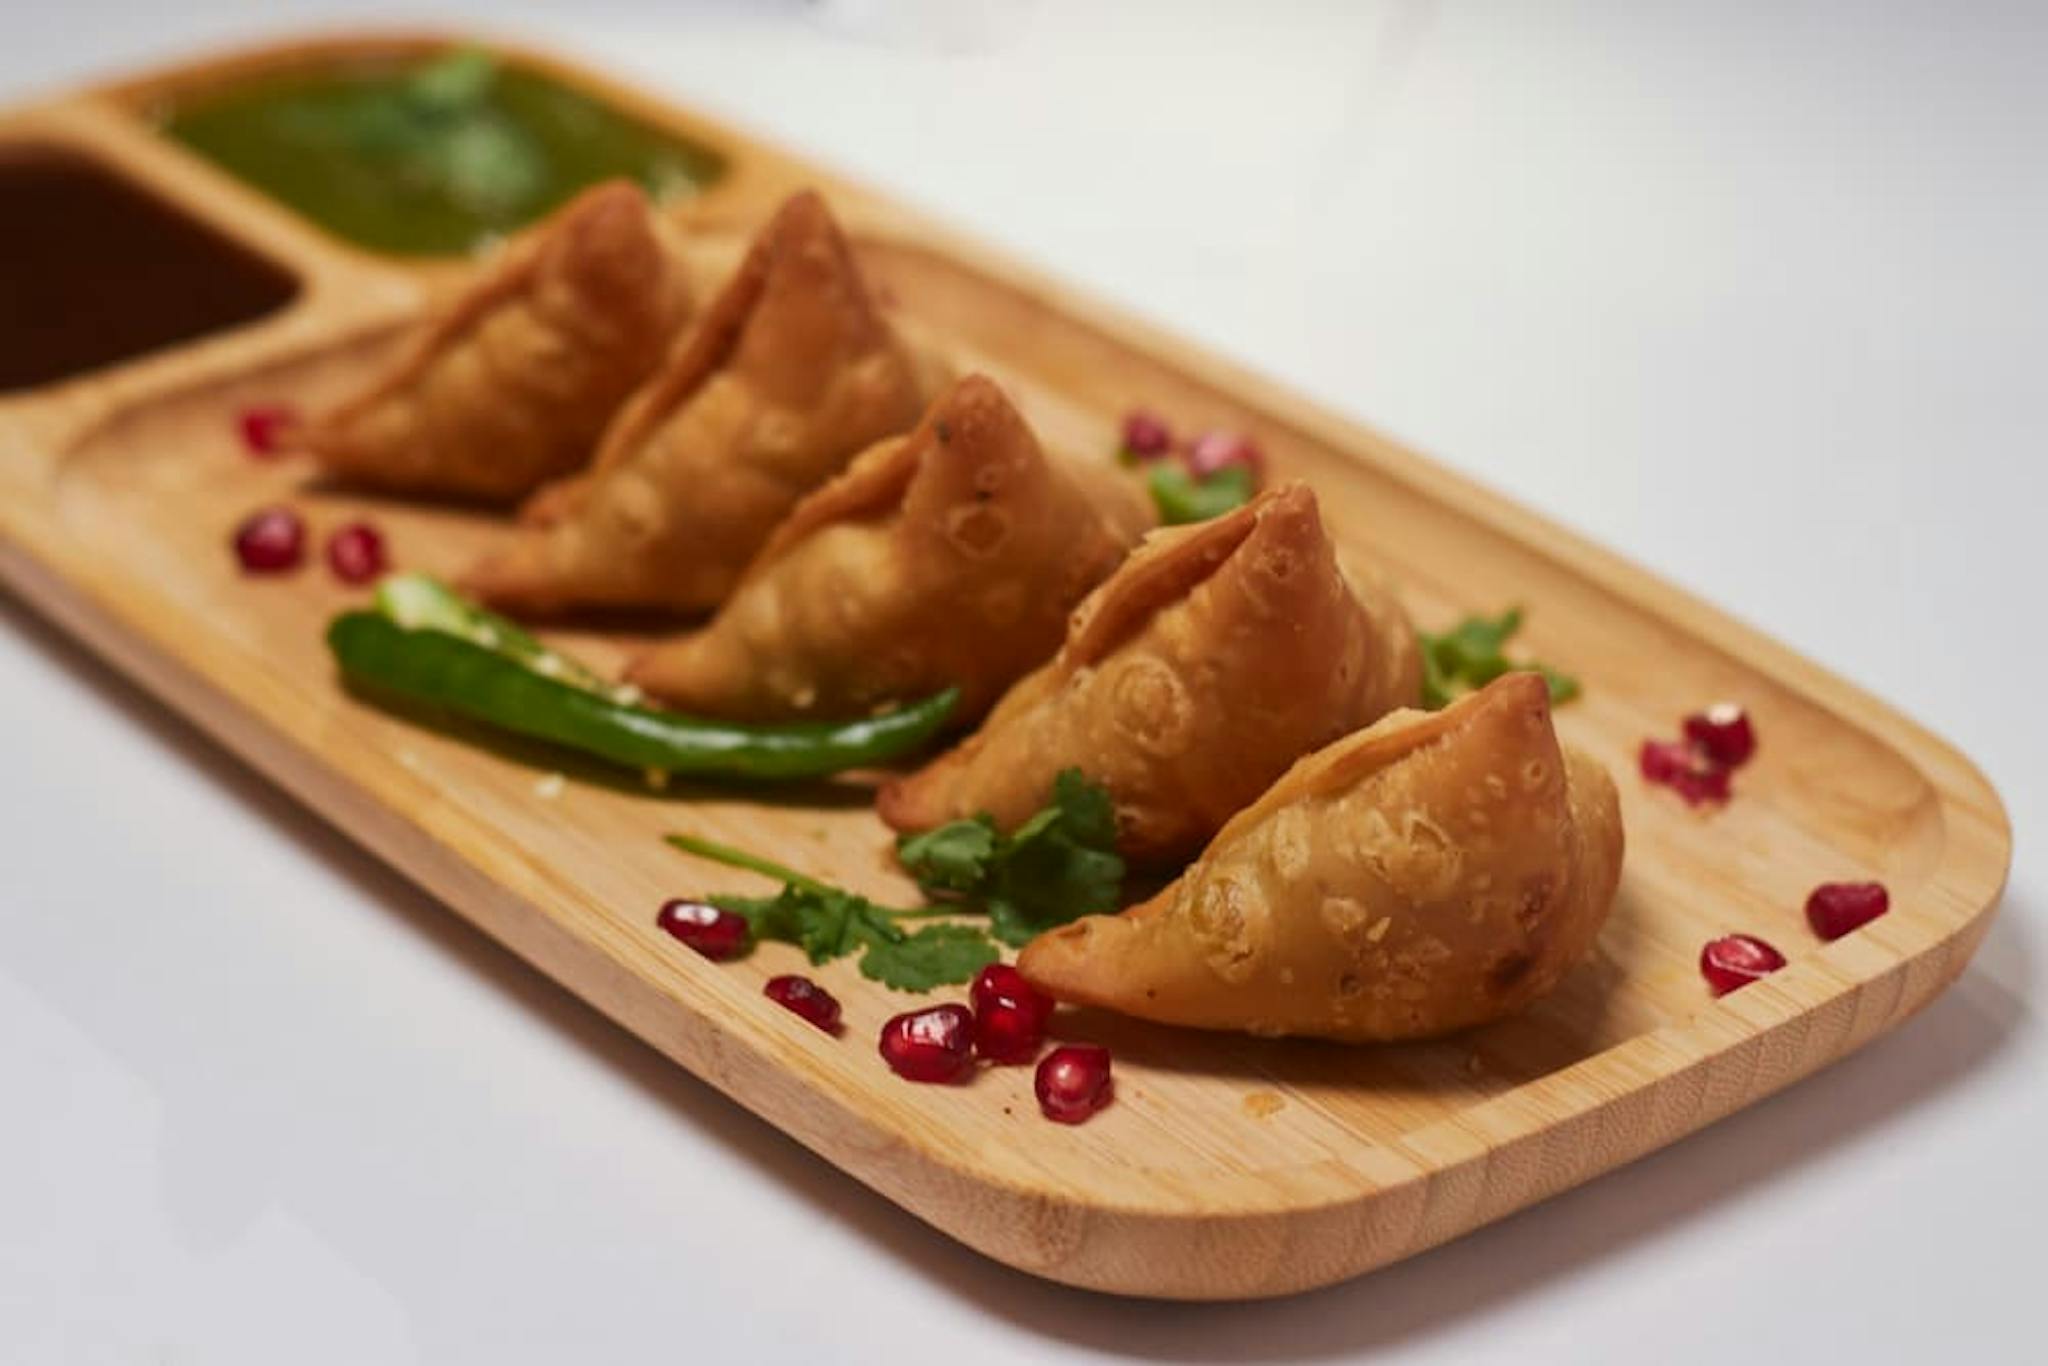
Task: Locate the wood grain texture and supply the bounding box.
[0,33,2012,1300]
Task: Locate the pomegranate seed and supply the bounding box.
[1700,934,1787,996]
[1035,1044,1114,1124]
[231,506,306,574]
[1806,881,1890,941]
[1120,409,1173,460]
[1639,738,1732,805]
[878,1004,975,1083]
[657,899,749,961]
[970,963,1054,1064]
[325,521,387,585]
[1184,429,1264,481]
[1684,703,1757,768]
[236,403,297,457]
[764,975,842,1034]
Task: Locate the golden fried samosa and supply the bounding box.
[877,481,1422,864]
[461,189,927,615]
[1019,672,1624,1042]
[303,180,692,501]
[625,374,1152,720]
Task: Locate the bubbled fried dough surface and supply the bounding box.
[1017,673,1625,1042]
[303,180,693,502]
[625,374,1151,720]
[876,481,1422,865]
[461,189,929,615]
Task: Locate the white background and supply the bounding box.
[3,2,2042,1362]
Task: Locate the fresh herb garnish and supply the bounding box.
[1147,464,1256,525]
[1418,607,1581,709]
[857,924,1005,992]
[662,769,1126,987]
[897,768,1125,947]
[664,834,999,991]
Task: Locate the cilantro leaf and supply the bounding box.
[676,832,1001,992]
[1148,464,1256,525]
[985,837,1122,948]
[793,889,859,962]
[710,881,993,985]
[1538,664,1581,705]
[668,774,1123,995]
[1417,606,1580,709]
[857,923,1000,992]
[708,883,879,965]
[982,897,1044,951]
[1049,767,1117,846]
[896,768,1126,948]
[892,820,996,894]
[706,890,783,939]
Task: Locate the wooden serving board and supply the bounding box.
[0,33,2012,1301]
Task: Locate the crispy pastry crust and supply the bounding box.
[1018,673,1625,1042]
[303,180,692,501]
[877,481,1422,864]
[625,374,1152,720]
[461,189,928,614]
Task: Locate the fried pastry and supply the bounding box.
[627,374,1151,720]
[462,189,927,614]
[1018,672,1624,1041]
[877,481,1422,864]
[303,180,692,501]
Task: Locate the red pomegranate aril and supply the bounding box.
[879,1004,975,1083]
[1806,881,1890,941]
[236,403,297,457]
[1700,934,1787,996]
[1639,738,1732,806]
[325,521,387,585]
[657,899,749,961]
[1638,738,1685,783]
[764,975,843,1034]
[971,962,1052,1021]
[1684,702,1757,768]
[970,963,1054,1064]
[1120,408,1173,460]
[231,505,306,574]
[1183,429,1264,481]
[1035,1044,1114,1124]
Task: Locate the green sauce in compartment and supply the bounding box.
[156,49,725,257]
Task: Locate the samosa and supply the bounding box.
[1019,672,1625,1041]
[463,189,927,614]
[303,180,692,501]
[628,374,1151,720]
[878,481,1422,865]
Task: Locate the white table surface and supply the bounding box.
[3,3,2042,1361]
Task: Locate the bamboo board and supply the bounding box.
[0,32,2012,1300]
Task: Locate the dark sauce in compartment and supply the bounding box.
[0,146,298,394]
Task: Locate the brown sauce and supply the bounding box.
[0,146,298,394]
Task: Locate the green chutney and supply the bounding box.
[157,49,725,257]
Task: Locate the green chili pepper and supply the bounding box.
[327,612,958,782]
[374,572,619,696]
